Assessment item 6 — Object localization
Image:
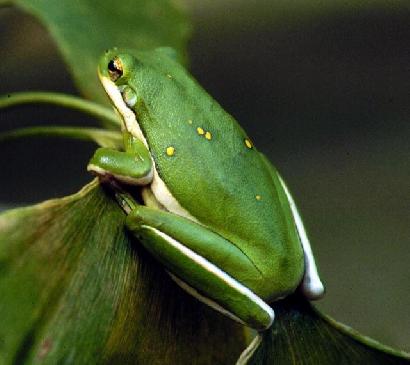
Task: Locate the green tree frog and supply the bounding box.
[88,47,324,364]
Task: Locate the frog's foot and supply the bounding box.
[236,332,263,365]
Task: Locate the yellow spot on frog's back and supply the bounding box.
[255,194,262,201]
[244,138,253,149]
[205,131,212,140]
[166,146,175,156]
[197,127,205,135]
[166,74,173,79]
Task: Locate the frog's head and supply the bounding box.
[98,48,145,139]
[98,47,181,142]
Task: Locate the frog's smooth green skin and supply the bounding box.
[88,47,324,364]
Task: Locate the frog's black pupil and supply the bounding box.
[108,60,117,72]
[107,59,123,81]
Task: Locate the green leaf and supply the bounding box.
[249,295,410,364]
[0,126,122,149]
[1,182,408,364]
[12,0,192,103]
[0,180,244,364]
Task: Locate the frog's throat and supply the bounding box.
[99,75,197,222]
[99,75,146,143]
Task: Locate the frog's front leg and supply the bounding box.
[125,205,275,331]
[87,132,153,185]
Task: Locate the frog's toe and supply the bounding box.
[301,275,325,300]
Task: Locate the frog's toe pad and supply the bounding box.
[301,275,325,300]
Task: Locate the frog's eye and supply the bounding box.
[108,58,123,82]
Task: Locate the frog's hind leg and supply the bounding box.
[168,272,250,325]
[125,205,275,331]
[258,152,324,300]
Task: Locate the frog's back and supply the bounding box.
[135,50,305,300]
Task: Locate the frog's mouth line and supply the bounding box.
[98,73,148,148]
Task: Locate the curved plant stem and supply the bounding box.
[0,126,122,149]
[0,92,120,128]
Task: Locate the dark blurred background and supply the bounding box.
[1,1,409,352]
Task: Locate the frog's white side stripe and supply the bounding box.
[277,176,325,299]
[168,272,246,325]
[99,74,197,222]
[236,333,263,365]
[145,226,275,330]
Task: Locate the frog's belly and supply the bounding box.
[145,167,199,222]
